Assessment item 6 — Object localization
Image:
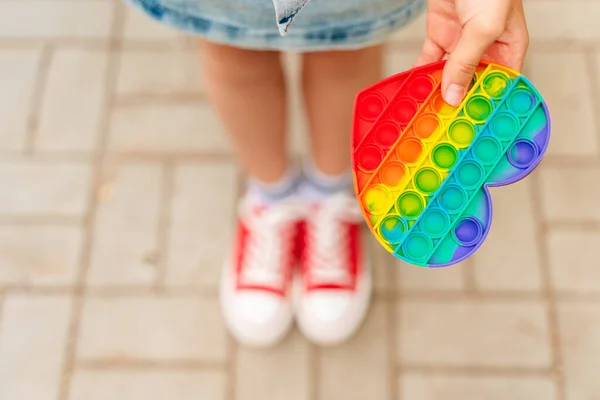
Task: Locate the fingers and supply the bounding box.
[442,22,503,106]
[502,4,530,72]
[414,37,445,67]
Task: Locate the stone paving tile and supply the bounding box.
[400,374,558,400]
[165,162,237,289]
[385,50,421,76]
[528,52,598,156]
[70,370,227,400]
[548,229,600,293]
[369,238,397,294]
[525,2,600,41]
[116,50,203,98]
[558,303,600,400]
[235,330,310,400]
[540,166,600,223]
[0,295,72,400]
[109,103,231,154]
[594,50,600,101]
[88,162,163,286]
[473,180,542,292]
[0,160,91,217]
[122,5,185,42]
[398,299,551,367]
[318,300,390,400]
[396,260,466,292]
[0,1,113,39]
[389,12,426,42]
[36,48,109,152]
[0,1,599,398]
[0,49,41,151]
[0,225,82,287]
[78,296,228,362]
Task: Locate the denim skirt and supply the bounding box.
[124,0,425,51]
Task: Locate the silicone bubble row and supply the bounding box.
[373,67,524,254]
[391,79,544,263]
[396,194,488,264]
[357,72,446,224]
[367,65,505,233]
[355,73,439,123]
[354,73,439,178]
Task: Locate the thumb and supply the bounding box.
[443,23,501,106]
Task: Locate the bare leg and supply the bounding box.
[295,45,384,346]
[301,45,384,175]
[199,40,288,183]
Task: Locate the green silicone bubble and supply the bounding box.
[415,168,442,194]
[456,161,484,189]
[439,185,467,213]
[432,143,458,170]
[491,112,519,140]
[397,191,425,218]
[403,233,433,261]
[482,72,509,97]
[380,215,407,244]
[507,88,536,116]
[465,95,493,122]
[421,209,451,238]
[473,137,502,165]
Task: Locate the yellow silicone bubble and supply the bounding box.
[362,185,393,215]
[448,119,476,148]
[482,71,510,98]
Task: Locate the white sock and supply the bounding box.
[245,165,301,205]
[297,158,353,202]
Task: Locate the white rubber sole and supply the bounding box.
[294,257,372,346]
[219,262,295,348]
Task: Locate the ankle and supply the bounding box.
[245,165,302,204]
[297,158,353,202]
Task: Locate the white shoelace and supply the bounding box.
[306,193,363,286]
[240,201,305,288]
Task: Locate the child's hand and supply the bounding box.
[414,0,529,107]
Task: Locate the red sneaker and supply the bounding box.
[295,191,372,345]
[220,197,304,347]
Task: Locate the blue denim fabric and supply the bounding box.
[124,0,426,51]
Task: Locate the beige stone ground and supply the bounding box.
[0,1,599,399]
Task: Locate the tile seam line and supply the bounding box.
[583,52,600,159]
[56,4,124,400]
[154,161,174,292]
[530,173,566,400]
[24,43,53,155]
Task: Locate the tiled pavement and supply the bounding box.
[0,1,599,399]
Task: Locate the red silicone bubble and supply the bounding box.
[374,121,401,148]
[357,93,386,121]
[391,98,418,125]
[407,75,435,102]
[356,145,383,171]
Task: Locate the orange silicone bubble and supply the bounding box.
[397,138,423,164]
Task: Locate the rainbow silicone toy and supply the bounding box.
[351,60,550,267]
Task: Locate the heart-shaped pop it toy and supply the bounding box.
[352,60,551,267]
